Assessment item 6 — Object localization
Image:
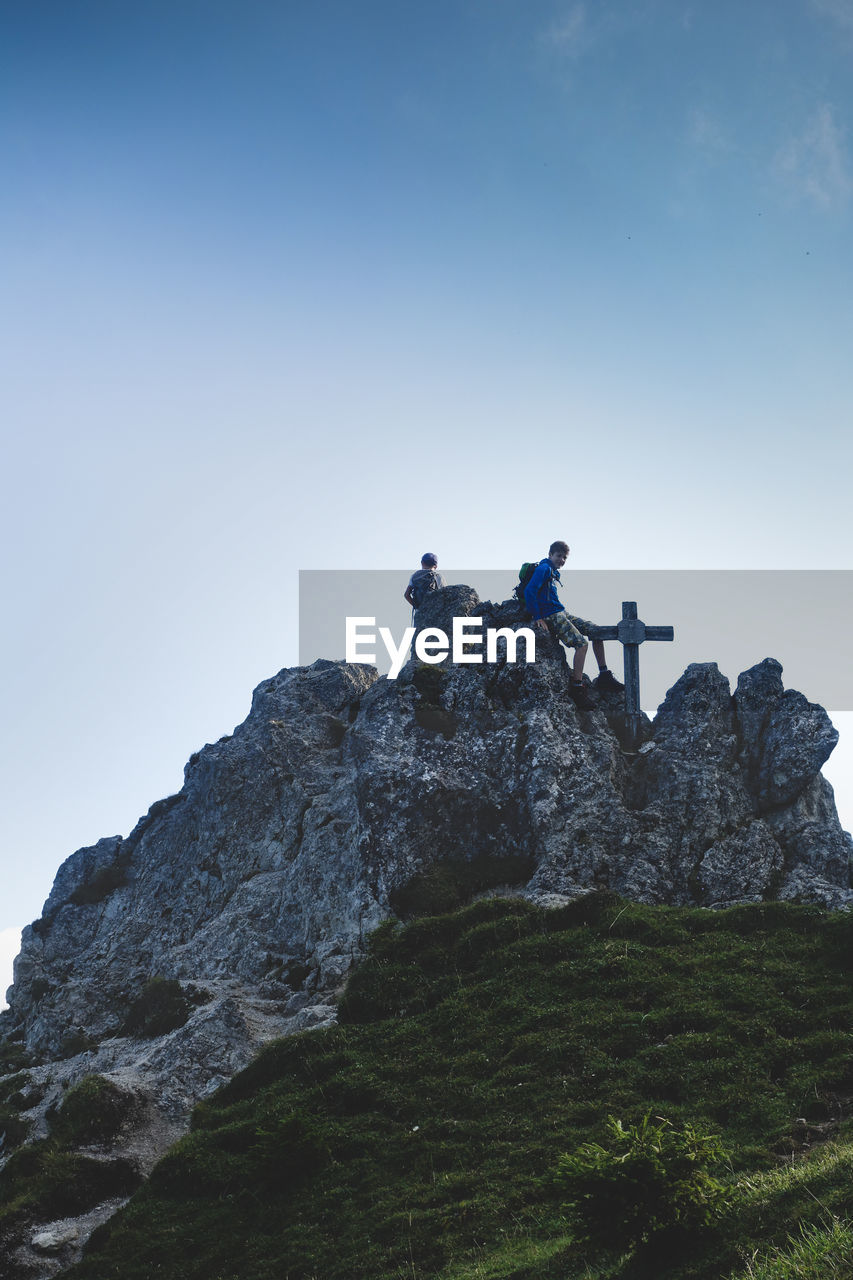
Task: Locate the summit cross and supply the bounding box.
[587,601,674,748]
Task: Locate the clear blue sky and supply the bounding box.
[2,0,852,998]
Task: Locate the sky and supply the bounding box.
[2,0,852,1005]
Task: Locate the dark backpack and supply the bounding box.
[513,561,549,605]
[411,568,440,608]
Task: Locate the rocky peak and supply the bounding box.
[0,585,849,1275]
[4,588,849,1057]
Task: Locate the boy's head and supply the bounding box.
[548,541,569,568]
[421,553,438,567]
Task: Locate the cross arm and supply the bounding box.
[584,624,674,642]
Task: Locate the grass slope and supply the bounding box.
[56,894,852,1280]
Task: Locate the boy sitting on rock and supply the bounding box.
[524,541,623,710]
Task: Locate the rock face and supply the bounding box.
[0,586,850,1273]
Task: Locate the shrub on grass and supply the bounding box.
[0,1105,30,1150]
[555,1112,732,1259]
[70,856,130,906]
[58,1029,99,1059]
[53,1075,137,1146]
[122,978,191,1037]
[389,853,534,921]
[0,1072,30,1105]
[0,1142,141,1224]
[0,1041,31,1074]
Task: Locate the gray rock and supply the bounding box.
[765,775,853,887]
[755,691,839,809]
[0,610,849,1276]
[734,656,785,772]
[412,582,481,656]
[697,821,785,906]
[32,1224,80,1252]
[734,658,839,809]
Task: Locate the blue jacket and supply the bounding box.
[524,558,563,620]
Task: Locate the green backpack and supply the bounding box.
[513,561,549,605]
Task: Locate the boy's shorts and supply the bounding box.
[546,610,595,650]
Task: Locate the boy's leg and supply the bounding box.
[547,611,588,657]
[568,616,624,690]
[567,616,605,670]
[546,612,596,709]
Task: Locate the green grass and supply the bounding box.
[731,1215,853,1279]
[0,1074,142,1251]
[39,894,853,1280]
[726,1149,853,1278]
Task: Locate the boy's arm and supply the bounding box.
[524,562,549,619]
[404,585,415,606]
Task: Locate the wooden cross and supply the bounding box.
[587,602,674,748]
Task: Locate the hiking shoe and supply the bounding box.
[569,682,596,711]
[595,668,624,693]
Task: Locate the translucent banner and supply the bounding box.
[298,570,853,710]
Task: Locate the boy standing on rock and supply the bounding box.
[524,541,623,710]
[404,553,446,613]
